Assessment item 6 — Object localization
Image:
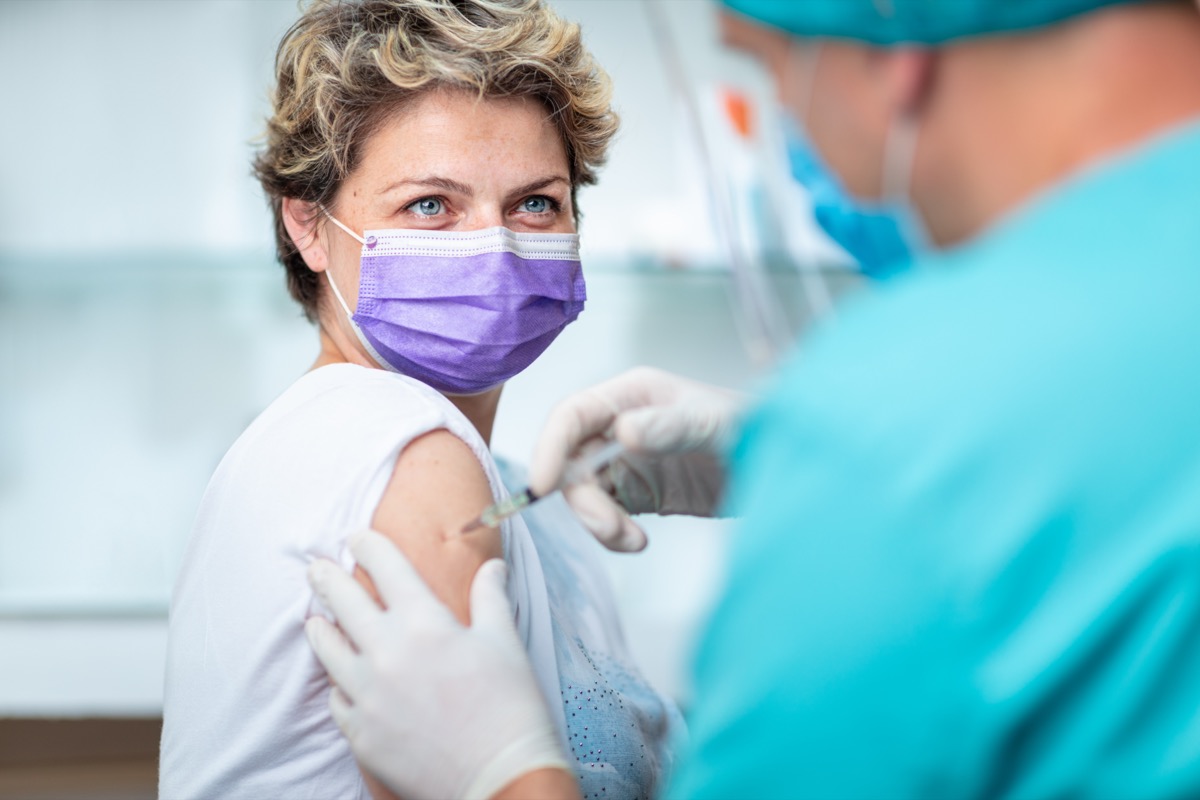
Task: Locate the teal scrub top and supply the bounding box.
[670,118,1200,799]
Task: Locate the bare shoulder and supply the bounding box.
[363,428,503,624]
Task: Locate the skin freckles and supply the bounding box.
[317,87,572,340]
[281,86,574,438]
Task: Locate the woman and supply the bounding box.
[159,1,680,798]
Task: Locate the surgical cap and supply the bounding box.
[720,0,1146,45]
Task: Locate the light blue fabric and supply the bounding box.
[721,0,1144,45]
[671,118,1200,798]
[496,459,683,800]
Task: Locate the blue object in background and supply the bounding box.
[783,121,917,278]
[672,120,1200,797]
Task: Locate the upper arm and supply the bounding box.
[359,428,503,625]
[355,429,506,796]
[356,430,505,800]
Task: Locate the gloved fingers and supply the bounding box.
[601,366,677,406]
[615,394,742,455]
[308,558,384,646]
[468,559,518,636]
[563,483,648,552]
[562,482,624,542]
[613,516,649,553]
[529,391,621,497]
[615,405,703,454]
[328,685,356,739]
[347,530,454,623]
[528,367,681,495]
[305,616,363,697]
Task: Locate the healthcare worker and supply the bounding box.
[303,0,1200,797]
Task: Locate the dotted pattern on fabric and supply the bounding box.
[498,459,683,800]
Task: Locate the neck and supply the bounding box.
[917,1,1200,246]
[445,389,503,445]
[311,324,503,445]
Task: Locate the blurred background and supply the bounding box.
[0,0,856,796]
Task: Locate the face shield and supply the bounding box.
[641,0,851,369]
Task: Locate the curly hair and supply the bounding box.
[253,0,619,320]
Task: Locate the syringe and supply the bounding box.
[459,440,627,534]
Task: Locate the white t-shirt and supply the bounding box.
[160,364,678,800]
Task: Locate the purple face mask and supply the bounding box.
[321,212,585,395]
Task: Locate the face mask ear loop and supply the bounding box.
[317,203,367,245]
[881,112,933,254]
[783,41,837,321]
[882,113,919,206]
[316,203,364,320]
[323,265,356,321]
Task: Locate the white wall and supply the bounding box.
[0,0,786,261]
[0,0,291,253]
[0,0,850,714]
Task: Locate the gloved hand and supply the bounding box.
[305,530,570,800]
[529,366,746,552]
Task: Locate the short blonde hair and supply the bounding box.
[254,0,619,319]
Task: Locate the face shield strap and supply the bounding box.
[787,41,824,127]
[789,41,918,207]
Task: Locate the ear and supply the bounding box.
[282,197,329,274]
[880,48,937,118]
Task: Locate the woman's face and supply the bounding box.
[300,87,574,366]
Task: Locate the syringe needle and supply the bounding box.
[457,488,537,536]
[456,441,627,536]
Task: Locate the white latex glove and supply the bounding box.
[305,530,570,800]
[529,366,746,552]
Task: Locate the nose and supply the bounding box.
[465,205,506,231]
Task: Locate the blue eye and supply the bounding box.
[409,197,443,216]
[522,196,552,214]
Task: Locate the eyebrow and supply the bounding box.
[376,175,570,199]
[378,176,474,197]
[506,175,570,199]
